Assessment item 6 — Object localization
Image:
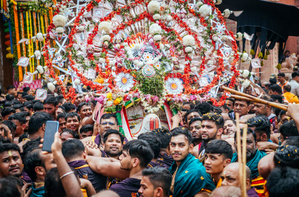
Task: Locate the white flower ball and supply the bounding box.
[242,79,250,88]
[34,50,41,59]
[223,9,231,18]
[47,83,55,92]
[148,0,160,14]
[36,65,44,74]
[153,14,161,20]
[185,46,193,53]
[154,35,162,41]
[36,33,44,41]
[241,53,248,61]
[78,26,85,31]
[45,2,52,7]
[191,66,197,72]
[55,27,65,33]
[149,24,162,35]
[195,2,203,9]
[74,78,81,85]
[52,15,67,27]
[212,35,219,42]
[198,4,212,17]
[99,21,111,34]
[236,32,243,41]
[207,60,214,65]
[102,35,111,41]
[242,69,250,78]
[166,15,172,21]
[99,58,105,63]
[183,35,195,46]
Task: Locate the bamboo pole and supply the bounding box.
[235,113,244,197]
[242,124,248,197]
[222,86,288,111]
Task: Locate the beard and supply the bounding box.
[105,147,121,157]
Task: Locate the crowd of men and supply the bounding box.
[1,72,299,197]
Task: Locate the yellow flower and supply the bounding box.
[107,92,113,101]
[113,97,122,105]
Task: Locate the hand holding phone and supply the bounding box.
[42,121,59,152]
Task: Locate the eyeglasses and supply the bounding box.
[101,122,116,126]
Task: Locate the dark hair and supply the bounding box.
[182,102,195,109]
[0,178,22,197]
[76,102,90,113]
[44,168,66,197]
[274,145,299,168]
[103,129,124,144]
[24,101,33,110]
[271,95,283,103]
[247,115,271,140]
[44,96,57,107]
[284,85,291,93]
[123,139,154,168]
[138,132,161,159]
[18,133,28,143]
[269,84,282,95]
[195,102,212,115]
[278,73,285,78]
[2,120,16,137]
[24,149,43,182]
[234,128,256,142]
[6,85,15,92]
[0,143,20,154]
[184,109,202,123]
[142,167,172,196]
[284,136,299,147]
[12,99,20,105]
[13,104,23,110]
[58,105,65,112]
[205,139,233,160]
[62,103,76,113]
[79,124,94,134]
[1,107,15,118]
[28,112,53,135]
[65,112,80,122]
[23,95,34,101]
[8,112,26,124]
[266,166,299,197]
[23,87,30,92]
[60,129,80,139]
[100,113,117,124]
[280,120,299,140]
[189,117,202,127]
[269,78,277,85]
[33,102,44,111]
[152,128,171,149]
[4,101,12,107]
[292,72,299,78]
[22,137,42,160]
[56,95,65,105]
[5,94,14,101]
[226,98,235,106]
[202,112,224,129]
[57,112,66,121]
[171,127,193,144]
[62,139,85,160]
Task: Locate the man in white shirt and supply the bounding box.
[288,72,299,97]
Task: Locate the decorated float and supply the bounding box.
[2,0,241,139]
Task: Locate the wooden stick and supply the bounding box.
[230,95,252,102]
[222,86,288,111]
[235,113,244,196]
[242,125,248,197]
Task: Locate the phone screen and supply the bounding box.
[42,121,59,152]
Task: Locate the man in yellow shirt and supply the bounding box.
[283,85,299,103]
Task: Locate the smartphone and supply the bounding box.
[42,121,59,152]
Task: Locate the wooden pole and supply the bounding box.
[242,124,248,197]
[235,113,244,197]
[222,86,288,111]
